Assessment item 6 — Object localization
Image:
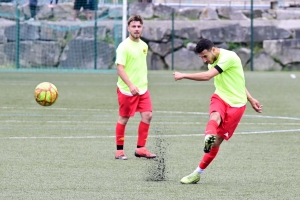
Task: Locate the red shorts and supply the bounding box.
[117,88,152,117]
[209,94,246,140]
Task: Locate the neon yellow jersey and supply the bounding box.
[208,49,247,107]
[116,38,148,95]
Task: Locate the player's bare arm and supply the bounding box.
[246,88,263,113]
[173,68,219,81]
[117,64,140,95]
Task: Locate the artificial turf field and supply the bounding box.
[0,71,300,199]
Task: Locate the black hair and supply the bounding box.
[194,39,215,53]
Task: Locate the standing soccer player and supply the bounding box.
[173,39,263,184]
[114,15,156,160]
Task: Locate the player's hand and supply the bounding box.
[129,84,140,96]
[173,71,184,81]
[249,98,263,113]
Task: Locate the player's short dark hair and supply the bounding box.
[194,39,215,53]
[127,15,144,26]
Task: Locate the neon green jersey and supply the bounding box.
[116,38,148,95]
[208,49,247,107]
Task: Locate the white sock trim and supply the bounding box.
[195,166,204,174]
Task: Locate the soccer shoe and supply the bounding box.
[115,150,128,160]
[180,171,200,184]
[203,134,216,153]
[134,147,156,159]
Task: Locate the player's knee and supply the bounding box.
[118,116,129,125]
[142,112,152,123]
[209,112,221,124]
[146,112,152,121]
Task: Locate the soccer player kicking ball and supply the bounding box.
[173,39,263,184]
[114,15,156,160]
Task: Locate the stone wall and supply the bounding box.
[0,2,300,70]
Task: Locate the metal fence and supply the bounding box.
[0,0,299,71]
[151,0,300,9]
[0,1,121,70]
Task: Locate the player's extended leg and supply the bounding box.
[198,136,223,173]
[180,136,224,184]
[134,111,156,159]
[204,111,222,153]
[180,112,222,184]
[115,116,129,160]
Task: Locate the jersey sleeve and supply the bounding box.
[115,44,126,66]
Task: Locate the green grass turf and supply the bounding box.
[0,71,300,199]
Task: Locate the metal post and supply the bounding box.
[122,0,127,41]
[250,0,254,71]
[94,1,98,70]
[171,9,174,70]
[15,1,20,69]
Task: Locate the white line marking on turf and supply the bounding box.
[1,107,300,140]
[2,129,300,140]
[2,106,300,121]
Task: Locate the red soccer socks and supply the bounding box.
[137,121,149,147]
[116,122,125,148]
[199,147,220,169]
[205,120,219,135]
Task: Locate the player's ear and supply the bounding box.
[211,47,216,53]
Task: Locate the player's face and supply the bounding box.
[198,48,217,64]
[128,21,143,40]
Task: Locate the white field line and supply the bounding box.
[2,129,300,140]
[2,106,300,121]
[1,107,299,139]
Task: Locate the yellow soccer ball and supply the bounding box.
[34,82,58,106]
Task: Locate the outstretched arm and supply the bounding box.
[173,68,219,81]
[246,88,263,113]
